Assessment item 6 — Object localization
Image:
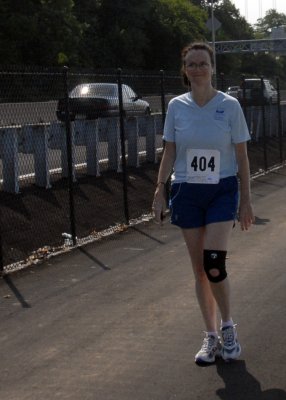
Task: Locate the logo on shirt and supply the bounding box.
[214,108,225,120]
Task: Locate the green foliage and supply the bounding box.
[240,52,286,83]
[144,0,207,70]
[0,0,285,83]
[209,0,254,77]
[251,9,286,83]
[84,0,152,68]
[214,0,254,41]
[0,0,85,65]
[255,9,286,36]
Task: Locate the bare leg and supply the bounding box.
[210,279,231,323]
[183,220,234,332]
[204,221,234,323]
[182,227,217,332]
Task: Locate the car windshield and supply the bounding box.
[70,84,117,98]
[244,81,261,89]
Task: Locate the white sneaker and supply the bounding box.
[195,333,222,364]
[221,325,241,361]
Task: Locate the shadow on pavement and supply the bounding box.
[2,275,31,308]
[216,359,286,400]
[78,247,111,271]
[254,216,270,225]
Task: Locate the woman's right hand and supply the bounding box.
[152,185,167,225]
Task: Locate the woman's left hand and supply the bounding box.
[152,186,167,225]
[238,200,255,230]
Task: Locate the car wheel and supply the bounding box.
[145,107,151,115]
[56,111,65,122]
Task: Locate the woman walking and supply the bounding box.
[152,42,254,364]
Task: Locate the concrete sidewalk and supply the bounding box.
[1,166,286,400]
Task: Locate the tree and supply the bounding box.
[0,0,38,64]
[249,10,286,82]
[190,0,219,6]
[78,0,208,70]
[68,0,101,67]
[204,0,254,76]
[144,0,207,70]
[214,0,254,41]
[255,9,286,36]
[36,0,86,65]
[77,0,152,68]
[0,0,85,65]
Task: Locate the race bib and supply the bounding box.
[186,149,220,184]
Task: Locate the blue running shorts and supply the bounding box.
[169,176,238,229]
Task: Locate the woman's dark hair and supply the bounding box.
[181,42,214,87]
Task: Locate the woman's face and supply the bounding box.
[184,49,213,85]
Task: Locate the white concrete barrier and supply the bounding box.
[0,113,175,193]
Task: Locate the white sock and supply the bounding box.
[207,331,218,338]
[221,319,234,329]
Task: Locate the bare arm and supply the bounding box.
[152,141,176,224]
[235,142,255,230]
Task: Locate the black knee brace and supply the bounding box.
[204,250,227,283]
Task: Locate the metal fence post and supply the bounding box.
[63,66,77,245]
[0,210,3,274]
[241,75,247,116]
[0,127,20,193]
[260,76,268,171]
[160,70,166,128]
[160,69,170,202]
[117,68,129,225]
[276,77,283,163]
[219,73,225,92]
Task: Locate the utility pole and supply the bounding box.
[210,0,217,77]
[207,0,220,78]
[273,0,277,10]
[259,0,262,19]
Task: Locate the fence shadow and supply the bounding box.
[216,359,286,400]
[2,275,31,308]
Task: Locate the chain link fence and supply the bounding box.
[0,68,285,273]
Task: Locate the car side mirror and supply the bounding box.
[132,95,142,101]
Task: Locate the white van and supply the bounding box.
[237,79,278,105]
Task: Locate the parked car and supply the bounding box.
[226,85,240,98]
[56,83,151,121]
[237,79,278,105]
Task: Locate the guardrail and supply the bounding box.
[0,114,163,193]
[0,103,285,194]
[245,102,286,139]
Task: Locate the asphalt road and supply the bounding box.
[1,94,285,126]
[0,166,286,400]
[0,96,173,126]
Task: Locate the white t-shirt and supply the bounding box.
[163,91,250,183]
